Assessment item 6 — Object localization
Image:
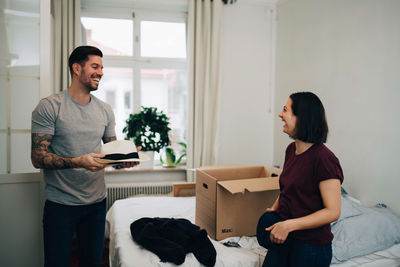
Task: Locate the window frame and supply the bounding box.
[0,2,42,174]
[81,7,189,164]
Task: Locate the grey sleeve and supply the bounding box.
[31,99,57,135]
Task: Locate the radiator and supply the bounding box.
[106,183,174,210]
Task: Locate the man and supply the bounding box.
[31,46,137,267]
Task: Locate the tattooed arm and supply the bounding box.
[31,133,106,172]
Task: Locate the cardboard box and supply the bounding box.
[195,165,281,240]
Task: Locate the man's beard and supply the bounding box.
[80,71,100,92]
[88,85,99,92]
[82,81,98,92]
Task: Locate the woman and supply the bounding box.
[257,92,343,267]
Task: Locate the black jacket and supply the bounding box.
[130,217,216,266]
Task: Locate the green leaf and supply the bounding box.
[178,142,187,149]
[165,147,176,166]
[176,154,185,165]
[124,106,170,152]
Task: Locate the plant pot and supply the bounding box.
[163,147,176,167]
[139,151,154,169]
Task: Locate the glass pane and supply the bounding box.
[0,133,6,174]
[4,12,40,72]
[92,67,133,140]
[2,0,40,13]
[10,78,39,129]
[81,17,133,56]
[11,133,38,173]
[141,69,188,144]
[0,77,6,129]
[0,13,6,76]
[9,65,39,77]
[141,21,186,58]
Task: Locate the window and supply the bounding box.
[140,21,186,58]
[81,8,188,165]
[0,0,41,174]
[81,17,133,56]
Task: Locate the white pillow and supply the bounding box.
[332,195,363,226]
[331,204,400,263]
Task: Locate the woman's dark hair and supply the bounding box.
[68,46,103,76]
[290,92,328,143]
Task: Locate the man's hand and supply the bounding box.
[77,153,107,172]
[116,146,142,169]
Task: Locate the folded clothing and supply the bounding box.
[103,152,139,160]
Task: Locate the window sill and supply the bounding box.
[104,165,188,183]
[105,165,187,174]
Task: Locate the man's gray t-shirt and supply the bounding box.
[31,90,115,205]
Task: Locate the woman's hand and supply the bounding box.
[266,220,293,244]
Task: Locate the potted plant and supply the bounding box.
[160,142,187,167]
[123,106,171,167]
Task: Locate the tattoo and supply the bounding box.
[102,136,116,144]
[31,133,75,169]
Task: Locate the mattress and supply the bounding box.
[106,196,400,267]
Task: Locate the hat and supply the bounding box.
[95,140,150,164]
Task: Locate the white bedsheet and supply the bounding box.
[220,237,400,267]
[330,243,400,267]
[106,196,262,267]
[106,196,400,267]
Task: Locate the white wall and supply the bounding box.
[274,0,400,215]
[0,174,44,267]
[217,1,276,166]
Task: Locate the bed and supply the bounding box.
[106,184,400,267]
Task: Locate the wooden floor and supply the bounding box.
[70,239,110,267]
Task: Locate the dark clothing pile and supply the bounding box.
[130,217,216,266]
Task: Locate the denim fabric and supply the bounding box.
[43,199,106,267]
[257,212,332,267]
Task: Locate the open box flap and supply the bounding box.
[217,177,279,194]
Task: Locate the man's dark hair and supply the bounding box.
[68,46,103,76]
[290,91,328,143]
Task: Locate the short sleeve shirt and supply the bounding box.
[277,142,344,245]
[31,90,116,205]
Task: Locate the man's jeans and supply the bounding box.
[43,198,106,267]
[257,211,332,267]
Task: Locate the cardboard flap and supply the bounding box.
[199,166,267,181]
[217,177,279,194]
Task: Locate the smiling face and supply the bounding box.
[278,97,297,138]
[74,55,103,92]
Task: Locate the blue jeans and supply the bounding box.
[43,199,106,267]
[257,212,332,267]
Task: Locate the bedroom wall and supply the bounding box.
[273,0,400,215]
[0,174,43,267]
[216,1,276,166]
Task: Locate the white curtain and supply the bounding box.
[52,0,82,92]
[187,0,223,176]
